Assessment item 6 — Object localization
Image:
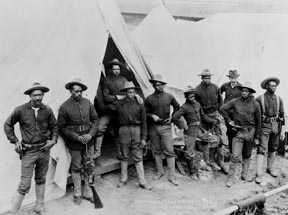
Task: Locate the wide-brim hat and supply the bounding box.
[227,70,240,78]
[260,77,280,89]
[237,81,256,93]
[65,77,88,91]
[149,74,167,85]
[198,69,213,77]
[106,58,125,68]
[120,81,139,92]
[24,82,49,95]
[184,85,195,95]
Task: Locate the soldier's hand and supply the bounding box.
[14,141,22,154]
[135,94,144,105]
[229,121,236,127]
[280,130,286,141]
[82,134,92,144]
[151,114,161,122]
[254,138,260,146]
[77,135,84,143]
[116,95,126,100]
[163,118,171,125]
[140,140,146,148]
[40,140,56,151]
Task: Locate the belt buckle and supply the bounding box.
[79,125,84,132]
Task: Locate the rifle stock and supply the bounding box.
[90,183,103,209]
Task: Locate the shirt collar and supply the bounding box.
[26,101,44,109]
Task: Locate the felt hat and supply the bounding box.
[120,81,139,92]
[106,58,125,68]
[24,82,49,95]
[227,70,240,78]
[65,77,88,91]
[260,77,280,89]
[198,69,213,77]
[149,74,167,85]
[183,85,195,95]
[237,81,256,93]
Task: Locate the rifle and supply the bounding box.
[84,144,104,209]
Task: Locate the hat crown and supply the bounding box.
[123,81,136,89]
[71,77,83,84]
[242,81,253,89]
[24,82,49,95]
[153,74,163,82]
[228,70,239,77]
[199,68,213,76]
[184,85,195,94]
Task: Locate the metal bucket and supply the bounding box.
[198,169,213,182]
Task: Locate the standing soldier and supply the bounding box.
[4,83,58,215]
[145,74,180,186]
[195,69,228,173]
[220,82,261,187]
[109,81,152,190]
[171,86,217,180]
[220,70,242,151]
[58,78,98,205]
[255,77,285,184]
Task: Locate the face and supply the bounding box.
[241,88,250,99]
[153,82,164,93]
[202,76,211,85]
[266,81,277,93]
[186,93,196,104]
[126,89,135,100]
[229,76,238,84]
[70,85,83,101]
[30,90,44,107]
[111,65,121,77]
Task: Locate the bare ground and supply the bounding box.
[15,149,288,215]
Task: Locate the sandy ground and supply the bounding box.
[14,149,288,215]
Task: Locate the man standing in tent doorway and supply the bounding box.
[4,83,58,215]
[195,69,228,174]
[108,81,152,190]
[255,77,285,184]
[145,74,180,186]
[220,82,261,187]
[220,70,242,152]
[58,78,98,205]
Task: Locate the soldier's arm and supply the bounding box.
[4,107,20,144]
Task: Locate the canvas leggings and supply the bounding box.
[257,122,280,155]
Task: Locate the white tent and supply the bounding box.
[0,0,153,212]
[132,5,288,115]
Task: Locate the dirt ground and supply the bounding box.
[14,149,288,215]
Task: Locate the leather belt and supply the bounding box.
[263,117,278,123]
[68,123,91,132]
[22,142,46,151]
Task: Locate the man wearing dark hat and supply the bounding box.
[57,78,98,205]
[220,70,242,151]
[172,86,218,180]
[4,83,58,214]
[220,82,261,187]
[255,77,285,184]
[194,69,227,173]
[145,74,180,186]
[108,81,152,190]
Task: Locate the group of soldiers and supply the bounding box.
[4,58,286,214]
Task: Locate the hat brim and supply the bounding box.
[120,86,140,92]
[24,86,49,95]
[149,79,167,85]
[65,82,88,91]
[237,86,256,94]
[261,77,280,89]
[198,73,214,76]
[106,61,125,68]
[227,74,240,78]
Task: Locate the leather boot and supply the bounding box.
[117,161,128,188]
[267,152,278,177]
[255,154,265,184]
[83,176,93,203]
[71,172,82,205]
[241,158,253,182]
[153,153,164,180]
[189,156,200,181]
[135,162,152,190]
[34,184,46,214]
[209,147,221,171]
[93,135,103,159]
[226,162,237,187]
[10,192,25,214]
[167,157,178,186]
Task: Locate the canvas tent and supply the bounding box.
[0,0,153,212]
[132,5,288,116]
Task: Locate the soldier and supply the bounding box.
[255,77,285,184]
[171,86,218,180]
[220,70,242,151]
[145,74,180,186]
[108,81,152,190]
[58,78,98,205]
[4,83,58,215]
[220,82,261,187]
[195,69,228,174]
